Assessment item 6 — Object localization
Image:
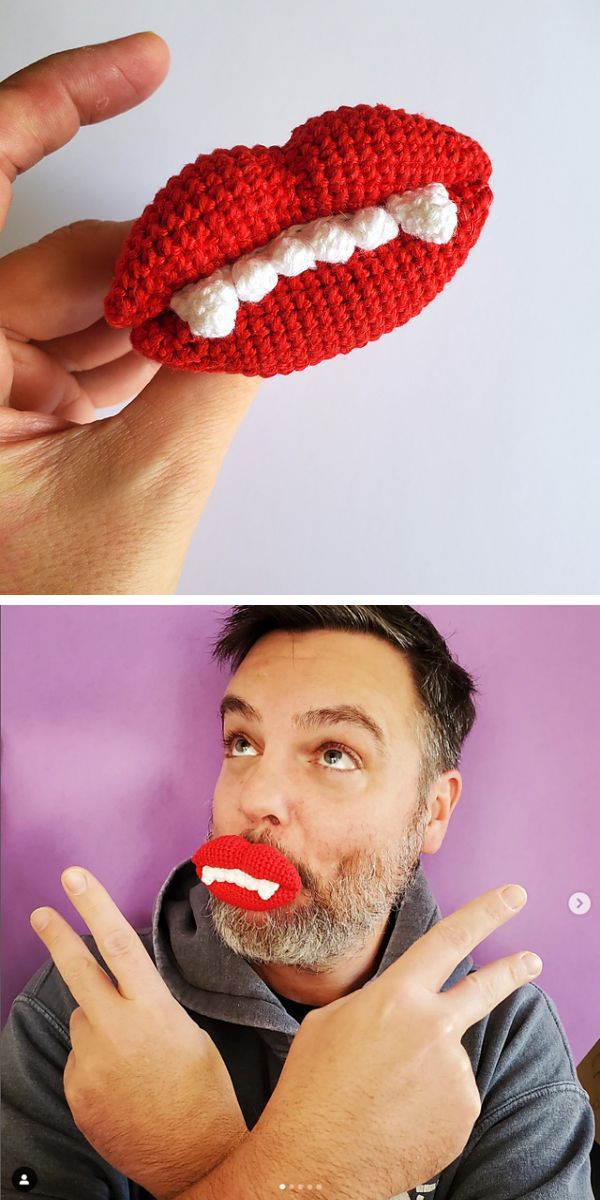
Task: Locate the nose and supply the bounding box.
[235,751,297,828]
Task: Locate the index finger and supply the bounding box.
[58,866,169,1009]
[395,883,529,993]
[0,32,170,227]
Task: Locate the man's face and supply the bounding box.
[207,628,433,973]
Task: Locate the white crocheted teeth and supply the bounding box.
[169,181,458,340]
[200,865,280,901]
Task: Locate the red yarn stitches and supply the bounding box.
[192,835,303,912]
[104,103,493,378]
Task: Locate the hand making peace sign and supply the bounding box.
[30,865,248,1200]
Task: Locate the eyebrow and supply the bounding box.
[219,694,388,752]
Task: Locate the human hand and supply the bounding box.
[248,883,543,1199]
[0,33,262,595]
[29,866,248,1200]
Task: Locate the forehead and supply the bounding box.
[227,628,420,728]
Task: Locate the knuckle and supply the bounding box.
[453,1053,481,1119]
[45,219,103,243]
[484,896,504,922]
[465,1080,482,1119]
[65,954,96,983]
[465,967,496,1011]
[300,1007,319,1028]
[512,954,529,985]
[63,1064,85,1111]
[439,920,471,956]
[435,1014,457,1041]
[457,1049,475,1079]
[101,928,133,957]
[66,1084,88,1126]
[68,1005,83,1031]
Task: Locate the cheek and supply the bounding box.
[311,823,368,877]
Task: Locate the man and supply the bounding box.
[1,605,595,1198]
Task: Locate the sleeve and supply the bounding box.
[445,1081,594,1198]
[443,983,595,1198]
[0,959,137,1200]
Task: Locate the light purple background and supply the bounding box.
[1,604,598,1064]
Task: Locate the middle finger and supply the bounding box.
[30,907,117,1015]
[31,318,135,373]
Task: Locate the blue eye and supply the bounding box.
[222,734,257,757]
[318,744,359,771]
[222,733,360,770]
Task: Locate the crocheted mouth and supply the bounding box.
[104,103,493,376]
[192,834,303,911]
[168,182,457,340]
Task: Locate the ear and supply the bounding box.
[421,770,462,855]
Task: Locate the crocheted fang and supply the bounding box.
[104,102,493,377]
[192,834,303,911]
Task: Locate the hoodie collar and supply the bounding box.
[152,855,473,1034]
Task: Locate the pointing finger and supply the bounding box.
[57,867,170,1009]
[0,220,135,340]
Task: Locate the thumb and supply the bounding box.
[103,365,262,557]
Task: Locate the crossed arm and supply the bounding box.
[27,867,257,1199]
[25,866,351,1200]
[25,867,594,1200]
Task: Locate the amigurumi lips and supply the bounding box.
[103,102,493,379]
[192,834,303,912]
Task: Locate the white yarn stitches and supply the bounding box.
[169,182,458,339]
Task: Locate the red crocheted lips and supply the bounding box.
[104,103,493,378]
[192,834,303,911]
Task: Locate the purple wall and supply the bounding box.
[1,605,598,1064]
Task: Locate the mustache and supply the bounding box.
[241,829,313,889]
[207,820,313,890]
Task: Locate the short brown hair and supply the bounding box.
[211,605,477,785]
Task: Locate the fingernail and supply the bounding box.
[31,909,50,931]
[501,884,527,909]
[63,869,86,894]
[521,952,543,976]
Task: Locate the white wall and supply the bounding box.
[2,0,598,594]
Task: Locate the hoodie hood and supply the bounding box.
[152,854,475,1036]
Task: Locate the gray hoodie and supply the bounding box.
[1,858,595,1199]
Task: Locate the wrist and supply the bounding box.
[168,1129,262,1200]
[146,1113,249,1200]
[181,1116,342,1200]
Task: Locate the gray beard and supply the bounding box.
[204,802,429,973]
